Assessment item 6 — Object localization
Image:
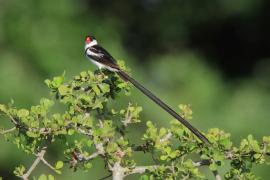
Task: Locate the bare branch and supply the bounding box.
[125,165,173,176]
[77,127,92,136]
[160,131,172,143]
[125,160,213,178]
[193,160,222,180]
[73,141,104,163]
[127,165,158,175]
[0,127,16,135]
[40,157,57,173]
[193,160,222,179]
[21,148,47,180]
[84,151,101,161]
[98,173,112,180]
[122,103,132,127]
[8,114,19,125]
[84,143,105,160]
[212,170,222,180]
[110,162,125,180]
[193,159,211,167]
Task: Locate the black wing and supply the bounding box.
[87,45,120,69]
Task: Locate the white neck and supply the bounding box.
[84,39,97,50]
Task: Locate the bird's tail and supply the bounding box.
[117,70,210,145]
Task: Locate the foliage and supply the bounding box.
[0,69,269,180]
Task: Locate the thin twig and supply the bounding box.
[21,148,47,180]
[193,160,222,179]
[193,159,211,167]
[77,127,92,136]
[159,131,172,143]
[98,173,112,180]
[40,157,57,173]
[0,127,16,135]
[84,151,101,161]
[171,162,176,180]
[122,103,132,127]
[212,170,222,180]
[8,114,18,125]
[125,160,213,178]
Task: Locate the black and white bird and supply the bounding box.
[84,35,210,145]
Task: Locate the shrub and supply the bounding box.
[1,70,269,180]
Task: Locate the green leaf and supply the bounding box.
[92,85,101,95]
[58,85,71,96]
[87,140,93,147]
[38,174,47,180]
[140,175,150,180]
[55,170,61,175]
[92,101,103,109]
[159,128,167,136]
[99,83,110,93]
[52,75,65,88]
[48,175,55,180]
[146,121,153,128]
[160,155,167,161]
[13,165,26,176]
[169,150,180,158]
[0,104,6,113]
[254,153,261,159]
[84,162,92,169]
[44,79,51,87]
[200,154,209,160]
[17,109,29,118]
[164,147,171,154]
[26,131,40,138]
[117,82,127,88]
[209,163,217,171]
[106,142,118,153]
[68,129,75,135]
[263,136,270,143]
[55,161,64,169]
[40,98,54,109]
[80,71,88,78]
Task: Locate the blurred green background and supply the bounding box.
[0,0,270,179]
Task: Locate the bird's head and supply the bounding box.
[85,35,97,50]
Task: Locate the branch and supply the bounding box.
[39,156,58,173]
[74,150,102,162]
[212,170,222,180]
[21,148,47,180]
[122,103,132,127]
[110,162,126,180]
[98,173,112,180]
[72,142,104,162]
[0,127,16,135]
[76,127,93,136]
[192,159,211,167]
[84,151,101,161]
[125,160,214,178]
[125,165,173,176]
[7,114,19,125]
[193,160,222,179]
[126,165,160,175]
[160,131,172,143]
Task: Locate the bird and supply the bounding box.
[84,35,210,145]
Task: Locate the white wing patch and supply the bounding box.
[86,49,119,72]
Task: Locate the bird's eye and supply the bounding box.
[86,36,91,43]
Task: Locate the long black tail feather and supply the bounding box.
[117,70,210,145]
